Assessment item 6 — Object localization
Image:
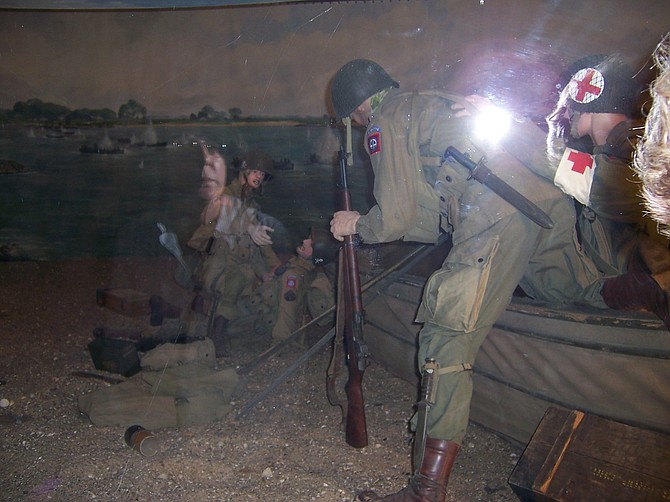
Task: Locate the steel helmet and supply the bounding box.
[238,149,274,180]
[311,225,340,265]
[330,59,399,119]
[565,55,638,116]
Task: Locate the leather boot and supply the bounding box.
[357,437,460,502]
[149,295,182,326]
[601,268,670,331]
[210,315,231,357]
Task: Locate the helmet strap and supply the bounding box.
[342,117,353,167]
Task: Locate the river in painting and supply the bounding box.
[0,123,375,261]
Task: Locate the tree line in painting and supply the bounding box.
[0,98,327,126]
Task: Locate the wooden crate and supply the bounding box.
[88,337,141,377]
[508,407,670,501]
[96,288,151,317]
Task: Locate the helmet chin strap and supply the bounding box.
[342,117,353,167]
[569,109,584,141]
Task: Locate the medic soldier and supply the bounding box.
[544,55,670,327]
[327,59,648,502]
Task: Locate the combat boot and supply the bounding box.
[149,295,182,326]
[210,315,231,357]
[601,265,670,331]
[357,437,459,502]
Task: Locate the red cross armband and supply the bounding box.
[553,147,596,206]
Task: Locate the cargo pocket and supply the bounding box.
[417,235,499,333]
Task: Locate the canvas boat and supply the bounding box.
[360,240,670,446]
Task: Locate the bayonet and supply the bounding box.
[444,146,554,230]
[414,358,438,468]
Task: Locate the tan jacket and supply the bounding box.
[356,89,566,245]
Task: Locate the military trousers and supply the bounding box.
[416,195,605,444]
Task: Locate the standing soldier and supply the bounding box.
[327,59,652,501]
[226,149,282,273]
[185,144,276,357]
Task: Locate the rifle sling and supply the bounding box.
[326,250,347,415]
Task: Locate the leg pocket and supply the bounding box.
[417,235,500,332]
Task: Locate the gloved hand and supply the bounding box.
[330,210,360,242]
[248,224,274,246]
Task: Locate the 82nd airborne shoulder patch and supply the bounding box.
[367,126,381,156]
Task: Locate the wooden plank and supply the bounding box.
[95,288,151,317]
[509,408,670,501]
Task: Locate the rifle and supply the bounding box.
[335,145,370,448]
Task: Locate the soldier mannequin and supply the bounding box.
[247,231,335,345]
[151,144,277,357]
[327,59,663,502]
[497,55,670,327]
[270,237,318,343]
[227,150,274,208]
[225,150,281,280]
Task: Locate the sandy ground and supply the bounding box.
[0,257,522,502]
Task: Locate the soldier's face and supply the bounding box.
[571,110,590,139]
[245,169,265,188]
[296,238,313,259]
[350,98,372,127]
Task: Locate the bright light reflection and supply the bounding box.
[473,107,512,143]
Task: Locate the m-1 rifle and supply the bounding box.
[334,145,370,448]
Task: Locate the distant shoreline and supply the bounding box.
[156,120,308,127]
[11,119,327,130]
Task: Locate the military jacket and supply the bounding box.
[588,120,645,224]
[224,177,260,210]
[356,89,566,245]
[224,177,280,269]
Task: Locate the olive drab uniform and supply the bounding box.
[187,197,274,323]
[244,255,335,342]
[505,116,670,291]
[577,121,670,290]
[224,176,282,271]
[271,255,317,342]
[356,88,606,444]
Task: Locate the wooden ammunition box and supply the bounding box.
[508,407,670,501]
[96,288,151,317]
[88,337,141,377]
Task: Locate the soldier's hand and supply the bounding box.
[451,94,493,117]
[330,210,360,242]
[248,224,274,246]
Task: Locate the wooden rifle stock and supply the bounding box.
[338,146,369,448]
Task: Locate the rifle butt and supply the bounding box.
[344,375,368,448]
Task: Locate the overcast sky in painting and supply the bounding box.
[0,0,668,119]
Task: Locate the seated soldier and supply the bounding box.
[246,229,336,347]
